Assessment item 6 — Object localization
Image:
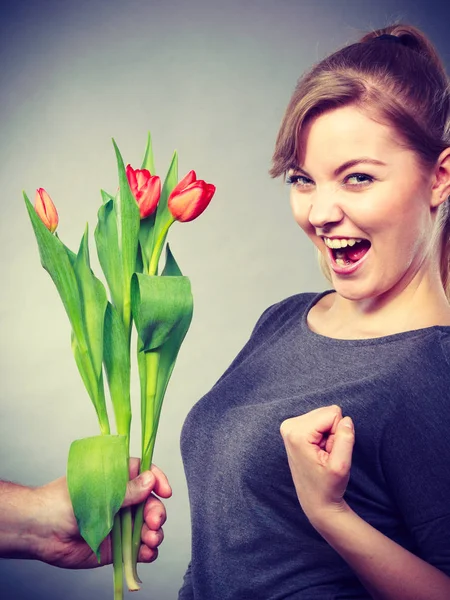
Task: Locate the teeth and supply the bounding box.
[335,258,346,266]
[324,237,362,249]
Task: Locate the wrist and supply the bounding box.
[305,500,355,535]
[0,482,44,560]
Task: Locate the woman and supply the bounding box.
[179,24,450,599]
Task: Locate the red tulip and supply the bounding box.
[167,170,215,223]
[34,188,59,233]
[126,164,161,219]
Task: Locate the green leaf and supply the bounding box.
[142,151,178,274]
[59,238,77,267]
[156,151,178,236]
[143,246,189,452]
[71,331,96,404]
[142,301,193,458]
[161,243,183,276]
[103,303,131,440]
[71,226,110,433]
[137,335,148,446]
[141,131,155,174]
[71,336,110,436]
[94,197,124,311]
[136,240,145,274]
[155,309,192,406]
[131,273,193,352]
[23,193,84,345]
[112,140,141,280]
[67,435,128,561]
[25,193,109,434]
[74,225,108,380]
[112,139,141,332]
[138,213,156,274]
[101,189,115,205]
[137,131,158,274]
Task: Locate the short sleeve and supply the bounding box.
[210,294,315,390]
[379,369,450,575]
[178,562,194,599]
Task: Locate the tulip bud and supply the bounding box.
[167,170,216,223]
[34,188,59,233]
[126,164,161,219]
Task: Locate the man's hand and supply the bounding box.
[0,459,171,569]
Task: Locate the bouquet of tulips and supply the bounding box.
[24,134,215,598]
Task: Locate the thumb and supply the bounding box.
[328,416,355,477]
[122,471,155,508]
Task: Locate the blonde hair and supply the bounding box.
[270,23,450,300]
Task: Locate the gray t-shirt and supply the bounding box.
[179,291,450,599]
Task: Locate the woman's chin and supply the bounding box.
[330,278,377,302]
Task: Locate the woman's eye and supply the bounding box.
[345,173,373,186]
[286,172,374,189]
[286,174,313,188]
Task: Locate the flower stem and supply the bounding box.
[131,436,156,567]
[117,419,139,590]
[112,513,123,600]
[143,351,160,451]
[97,385,110,436]
[122,507,140,590]
[132,350,160,571]
[122,299,132,348]
[148,217,175,276]
[116,315,136,589]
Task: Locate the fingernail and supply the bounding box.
[342,417,353,430]
[139,471,153,487]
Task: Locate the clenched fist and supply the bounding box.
[280,405,355,525]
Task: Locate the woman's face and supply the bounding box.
[288,105,438,303]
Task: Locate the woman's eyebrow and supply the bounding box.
[294,158,388,178]
[334,158,388,176]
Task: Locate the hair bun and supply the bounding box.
[372,34,403,44]
[360,25,446,71]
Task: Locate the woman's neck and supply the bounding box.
[308,277,450,340]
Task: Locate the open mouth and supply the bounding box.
[323,237,371,269]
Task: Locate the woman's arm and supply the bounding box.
[280,406,450,600]
[311,503,450,600]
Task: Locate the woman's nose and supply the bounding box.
[307,192,345,229]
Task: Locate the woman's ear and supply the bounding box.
[431,147,450,208]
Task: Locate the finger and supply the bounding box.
[280,405,342,445]
[150,464,172,498]
[325,412,345,453]
[122,470,155,508]
[306,405,342,438]
[141,522,165,549]
[330,410,342,435]
[307,406,342,445]
[128,457,141,480]
[325,432,335,454]
[138,545,158,563]
[328,416,355,477]
[143,495,167,530]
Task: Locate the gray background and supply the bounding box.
[1,0,449,598]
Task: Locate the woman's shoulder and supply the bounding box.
[378,328,450,430]
[416,327,450,380]
[251,290,324,336]
[438,328,450,367]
